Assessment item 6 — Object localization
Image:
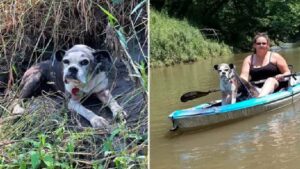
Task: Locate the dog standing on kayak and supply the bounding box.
[214,63,259,105]
[214,63,238,105]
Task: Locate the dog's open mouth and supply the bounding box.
[64,77,81,84]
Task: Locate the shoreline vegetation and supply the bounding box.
[150,9,233,67]
[151,0,300,68]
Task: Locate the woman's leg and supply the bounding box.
[258,77,279,97]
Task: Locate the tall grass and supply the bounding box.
[150,9,232,67]
[0,0,148,168]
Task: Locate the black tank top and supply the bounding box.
[249,52,287,89]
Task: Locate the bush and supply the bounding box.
[150,9,232,67]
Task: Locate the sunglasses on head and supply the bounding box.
[256,42,267,45]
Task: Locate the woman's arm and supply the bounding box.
[240,55,251,81]
[274,53,291,80]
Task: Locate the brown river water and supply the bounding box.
[150,46,300,169]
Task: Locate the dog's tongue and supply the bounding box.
[71,87,80,96]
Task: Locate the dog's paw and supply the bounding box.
[90,116,110,129]
[113,110,128,123]
[12,104,25,115]
[121,110,128,119]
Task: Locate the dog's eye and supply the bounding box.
[63,59,70,65]
[80,59,89,66]
[224,69,229,71]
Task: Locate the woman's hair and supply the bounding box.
[252,32,270,53]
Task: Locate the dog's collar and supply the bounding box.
[229,74,235,83]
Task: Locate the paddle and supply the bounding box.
[180,89,220,102]
[180,72,300,102]
[251,72,300,85]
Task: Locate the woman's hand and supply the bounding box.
[275,74,288,81]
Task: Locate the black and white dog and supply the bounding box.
[13,44,127,129]
[214,63,259,105]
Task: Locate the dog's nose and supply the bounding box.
[68,67,78,74]
[222,72,226,75]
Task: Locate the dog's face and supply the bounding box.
[214,63,234,79]
[55,44,112,85]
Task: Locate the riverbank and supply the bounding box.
[150,9,233,67]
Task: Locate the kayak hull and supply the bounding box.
[169,84,300,130]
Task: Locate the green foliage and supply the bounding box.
[151,0,300,50]
[140,61,148,91]
[0,90,147,168]
[150,9,232,67]
[0,122,147,168]
[1,132,71,168]
[97,4,119,26]
[100,122,147,169]
[98,1,148,90]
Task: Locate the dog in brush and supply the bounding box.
[214,63,259,105]
[12,44,127,129]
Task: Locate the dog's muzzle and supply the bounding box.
[68,67,78,75]
[64,67,80,84]
[220,73,228,78]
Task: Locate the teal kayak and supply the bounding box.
[169,82,300,130]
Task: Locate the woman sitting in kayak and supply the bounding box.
[240,32,291,97]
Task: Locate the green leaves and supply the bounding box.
[131,0,147,15]
[26,134,55,168]
[38,134,46,147]
[150,9,232,67]
[96,4,129,50]
[152,0,300,50]
[114,156,128,169]
[97,5,118,26]
[30,151,40,169]
[66,140,75,153]
[43,155,54,168]
[116,29,128,49]
[140,61,148,90]
[29,151,55,169]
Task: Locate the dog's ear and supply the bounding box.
[214,64,219,70]
[229,63,235,69]
[55,50,65,62]
[93,50,112,63]
[93,50,113,71]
